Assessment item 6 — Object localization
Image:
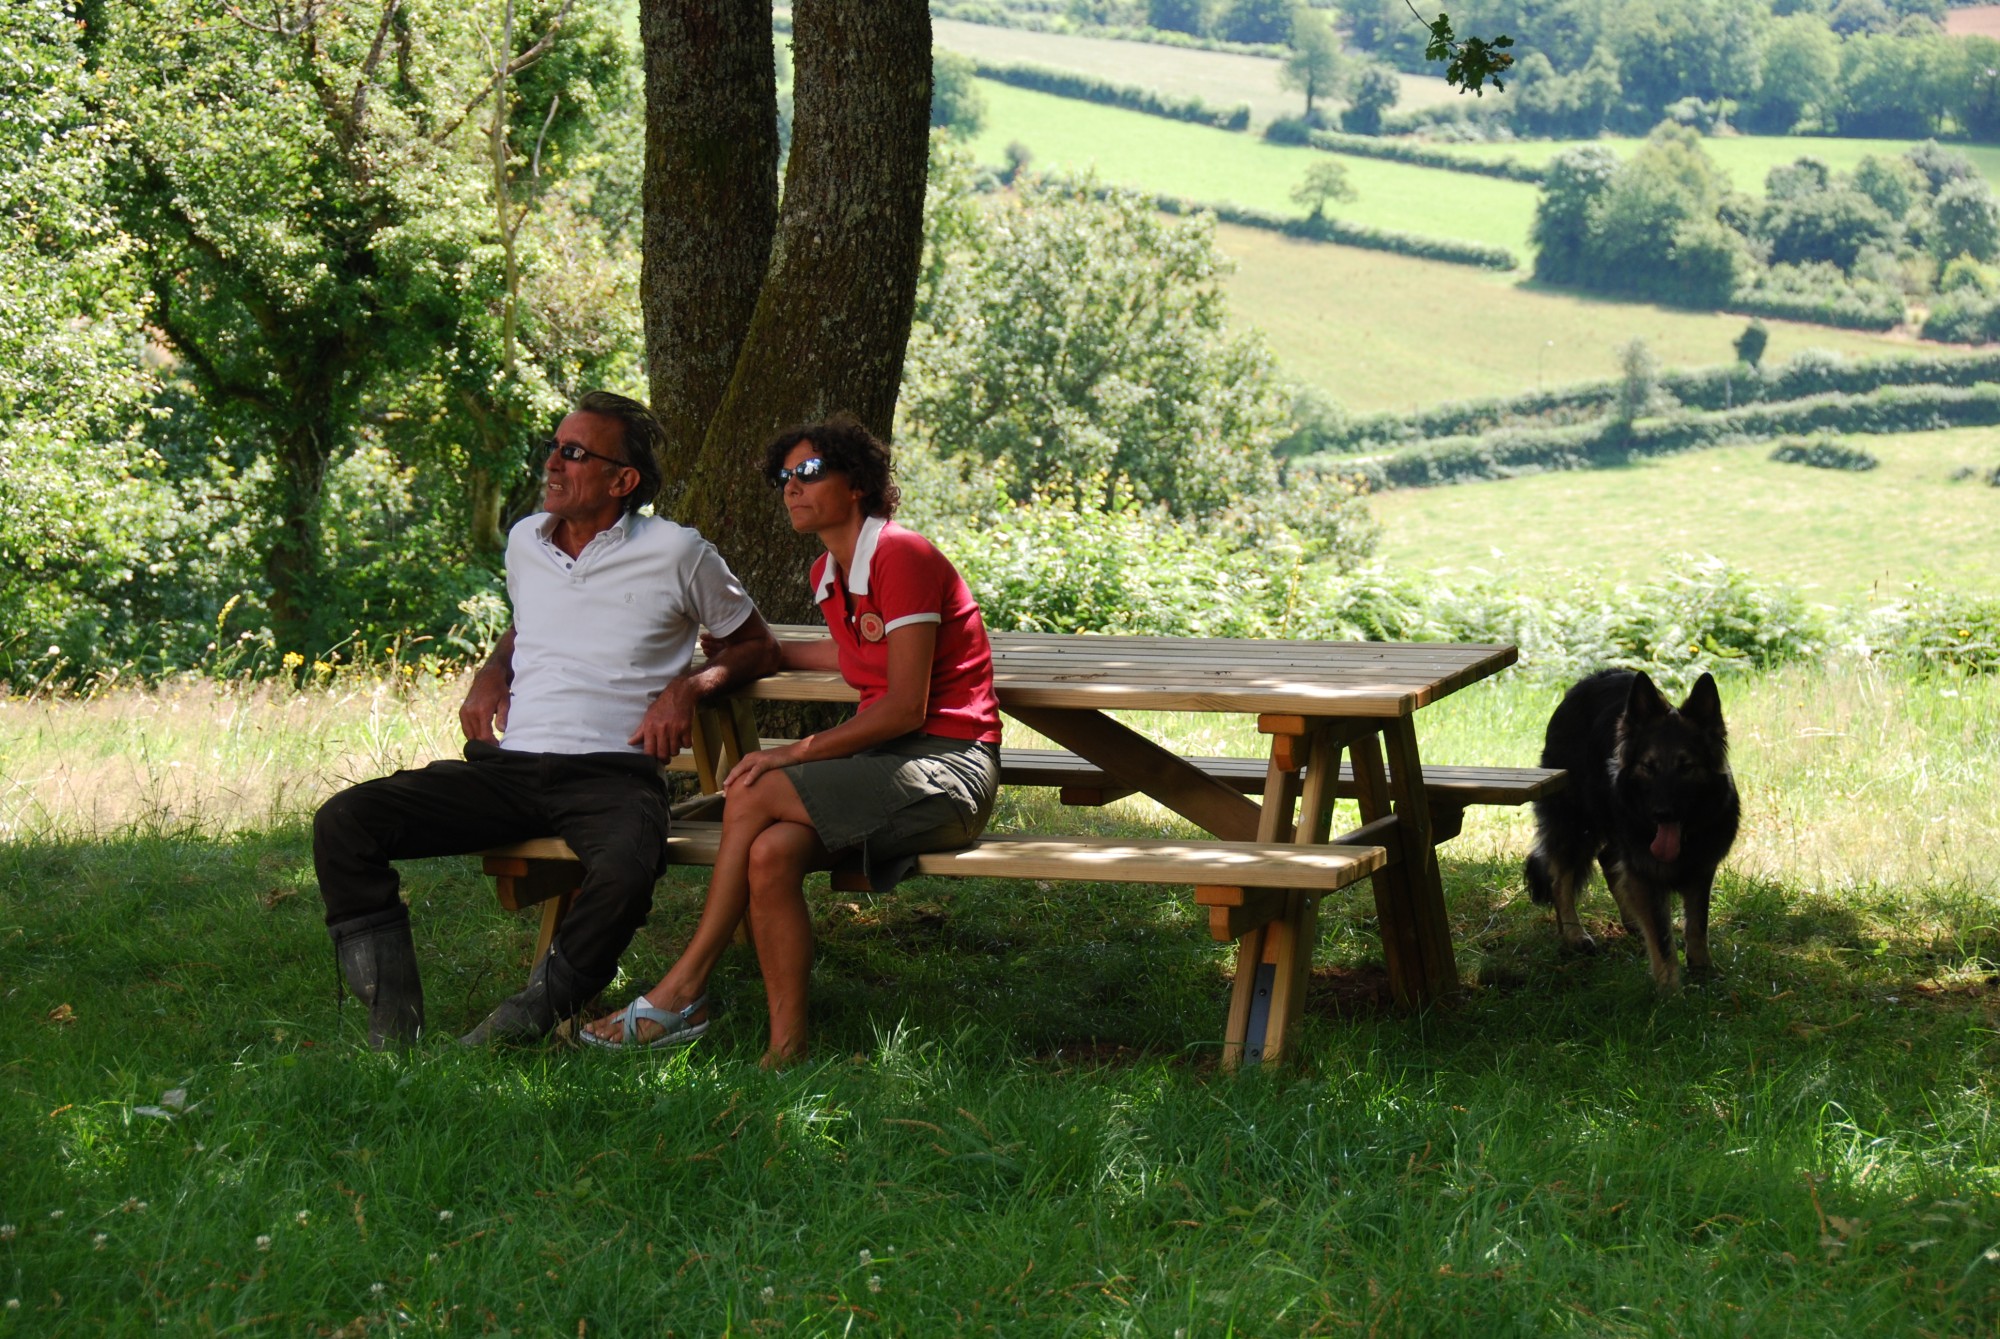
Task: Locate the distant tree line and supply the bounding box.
[1532,129,2000,335]
[1344,0,2000,142]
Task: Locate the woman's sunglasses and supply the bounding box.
[770,456,831,487]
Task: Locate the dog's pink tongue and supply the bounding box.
[1651,822,1682,862]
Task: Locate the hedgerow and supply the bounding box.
[1263,117,1547,182]
[1310,382,2000,488]
[971,59,1250,130]
[1312,350,2000,454]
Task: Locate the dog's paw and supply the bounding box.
[1558,930,1600,955]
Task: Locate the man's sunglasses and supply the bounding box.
[535,438,632,470]
[770,456,831,487]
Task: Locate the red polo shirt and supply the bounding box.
[811,517,1002,743]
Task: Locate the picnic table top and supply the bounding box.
[738,625,1519,718]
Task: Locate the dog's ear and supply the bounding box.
[1680,671,1726,736]
[1623,670,1670,724]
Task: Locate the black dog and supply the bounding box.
[1524,669,1740,990]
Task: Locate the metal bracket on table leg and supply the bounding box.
[1241,960,1277,1066]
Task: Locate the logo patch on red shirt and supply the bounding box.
[856,611,886,643]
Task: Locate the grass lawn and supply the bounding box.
[931,16,1461,127]
[968,79,1543,256]
[1368,426,2000,601]
[1216,222,1924,412]
[3,667,1999,1332]
[1441,132,2000,195]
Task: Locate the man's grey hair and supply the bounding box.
[574,390,665,516]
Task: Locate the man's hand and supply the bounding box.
[460,628,517,742]
[629,677,701,761]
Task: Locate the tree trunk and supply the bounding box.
[264,423,332,652]
[638,0,780,507]
[678,0,932,622]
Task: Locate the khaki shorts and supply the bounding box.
[786,733,1001,892]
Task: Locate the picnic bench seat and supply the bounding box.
[660,743,1565,843]
[482,822,1390,970]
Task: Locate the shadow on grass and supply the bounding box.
[3,831,1996,1077]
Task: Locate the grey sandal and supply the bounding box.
[581,993,710,1050]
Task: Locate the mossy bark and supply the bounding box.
[638,0,780,511]
[674,0,932,624]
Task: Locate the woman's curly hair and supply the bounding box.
[762,412,901,519]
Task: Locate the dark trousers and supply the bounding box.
[313,741,670,979]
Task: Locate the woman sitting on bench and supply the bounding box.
[583,414,1004,1065]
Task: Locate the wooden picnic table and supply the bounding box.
[704,626,1521,1066]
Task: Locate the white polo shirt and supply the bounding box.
[498,511,757,755]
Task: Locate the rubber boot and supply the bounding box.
[458,942,609,1047]
[330,906,425,1049]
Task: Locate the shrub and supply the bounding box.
[1730,262,1905,331]
[1768,436,1880,470]
[1867,585,2000,675]
[1733,319,1769,367]
[1418,556,1826,683]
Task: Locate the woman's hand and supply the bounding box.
[723,743,803,793]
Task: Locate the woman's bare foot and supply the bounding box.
[759,1034,809,1071]
[583,987,708,1046]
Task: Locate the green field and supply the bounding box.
[932,16,1461,126]
[1442,132,2000,194]
[1216,222,1919,411]
[5,668,2000,1332]
[1368,425,2000,600]
[968,79,1542,256]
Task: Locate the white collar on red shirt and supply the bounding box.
[813,513,888,601]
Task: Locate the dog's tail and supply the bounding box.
[1523,848,1554,905]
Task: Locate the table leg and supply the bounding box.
[1380,716,1458,997]
[1224,750,1298,1069]
[1350,724,1457,1005]
[1225,726,1338,1069]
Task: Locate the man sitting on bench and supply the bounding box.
[313,390,781,1048]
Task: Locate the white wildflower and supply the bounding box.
[92,1233,108,1250]
[760,1286,775,1304]
[867,1275,883,1294]
[857,1248,871,1267]
[5,1299,17,1312]
[295,1211,310,1227]
[0,1225,13,1241]
[370,1282,386,1296]
[437,1210,453,1223]
[48,1210,63,1220]
[255,1235,271,1252]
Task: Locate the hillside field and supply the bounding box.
[1366,425,2000,600]
[931,16,1461,126]
[1216,222,1916,410]
[967,79,1542,256]
[1440,133,2000,194]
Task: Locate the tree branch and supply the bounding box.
[349,0,404,132]
[431,0,581,145]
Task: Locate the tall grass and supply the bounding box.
[3,664,1998,1333]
